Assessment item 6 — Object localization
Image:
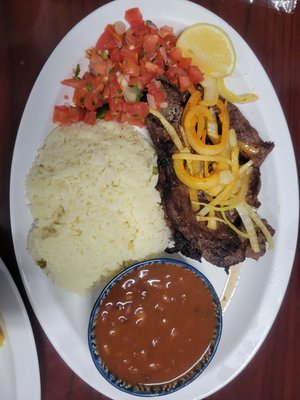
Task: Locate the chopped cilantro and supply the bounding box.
[101,50,109,60]
[85,82,93,92]
[133,86,143,102]
[96,103,109,119]
[74,64,81,80]
[152,166,159,175]
[139,48,145,59]
[37,259,47,269]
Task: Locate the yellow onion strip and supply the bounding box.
[149,109,186,152]
[184,100,229,155]
[173,159,219,190]
[236,204,260,252]
[189,188,200,212]
[201,75,219,107]
[182,90,202,122]
[221,209,249,239]
[172,152,231,164]
[218,78,258,104]
[199,144,240,215]
[246,205,274,250]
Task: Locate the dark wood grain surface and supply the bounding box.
[0,1,299,399]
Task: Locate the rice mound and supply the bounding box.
[26,120,171,295]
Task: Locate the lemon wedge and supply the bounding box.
[177,23,236,78]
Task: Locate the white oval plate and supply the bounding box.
[10,0,299,399]
[0,258,40,400]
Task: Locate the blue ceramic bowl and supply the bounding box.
[88,258,222,396]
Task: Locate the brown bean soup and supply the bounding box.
[91,260,221,389]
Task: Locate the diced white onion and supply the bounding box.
[219,169,233,184]
[147,94,156,110]
[114,21,126,34]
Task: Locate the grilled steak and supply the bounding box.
[228,102,274,167]
[146,80,274,268]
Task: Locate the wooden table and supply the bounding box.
[0,1,299,399]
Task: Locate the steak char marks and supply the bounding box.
[146,80,274,268]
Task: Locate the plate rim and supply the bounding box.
[0,258,41,400]
[9,0,299,399]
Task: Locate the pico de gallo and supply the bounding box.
[53,7,204,126]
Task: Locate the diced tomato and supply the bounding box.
[140,72,155,87]
[145,82,157,94]
[95,24,122,51]
[53,105,85,124]
[89,55,110,77]
[63,75,103,91]
[120,48,139,62]
[144,61,163,75]
[73,88,86,108]
[84,111,97,125]
[128,115,146,127]
[108,76,123,97]
[81,71,92,80]
[80,76,104,94]
[158,29,177,48]
[178,75,192,92]
[55,7,204,127]
[107,76,124,113]
[61,78,87,89]
[188,65,204,83]
[109,98,124,113]
[124,28,144,50]
[138,60,155,86]
[169,47,183,63]
[103,110,114,122]
[123,101,149,120]
[130,23,151,39]
[84,92,103,111]
[122,59,140,77]
[116,111,129,123]
[109,48,122,64]
[158,25,174,38]
[124,8,144,27]
[166,64,193,92]
[178,57,192,70]
[146,82,166,107]
[71,79,105,111]
[128,76,142,89]
[102,85,110,100]
[166,64,182,83]
[120,49,140,76]
[143,34,159,58]
[154,50,165,68]
[169,48,192,71]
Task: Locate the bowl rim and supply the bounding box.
[88,257,223,397]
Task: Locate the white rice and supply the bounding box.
[26,120,170,295]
